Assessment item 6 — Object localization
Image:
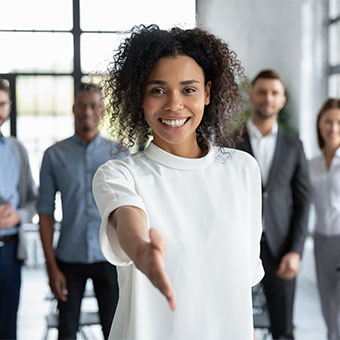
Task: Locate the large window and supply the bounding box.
[0,0,196,185]
[328,0,340,96]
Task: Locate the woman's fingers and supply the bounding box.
[148,229,176,310]
[151,252,177,310]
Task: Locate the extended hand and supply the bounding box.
[276,252,301,280]
[0,204,20,229]
[134,228,176,310]
[48,267,68,302]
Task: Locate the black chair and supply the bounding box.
[252,283,271,340]
[42,288,100,340]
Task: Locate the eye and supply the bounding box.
[151,88,165,95]
[184,87,196,94]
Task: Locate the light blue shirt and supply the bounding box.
[0,136,20,237]
[37,134,127,263]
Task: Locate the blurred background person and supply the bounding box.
[0,78,37,340]
[37,83,127,340]
[236,70,311,339]
[309,98,340,340]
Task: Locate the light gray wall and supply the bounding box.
[197,0,328,157]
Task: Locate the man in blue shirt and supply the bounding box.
[0,78,37,340]
[38,83,127,340]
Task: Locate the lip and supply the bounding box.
[158,117,190,129]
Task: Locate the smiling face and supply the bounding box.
[142,56,211,158]
[73,91,103,134]
[249,78,286,121]
[0,90,11,130]
[318,108,340,151]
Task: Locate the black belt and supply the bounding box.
[0,234,18,247]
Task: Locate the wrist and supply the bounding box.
[132,240,150,266]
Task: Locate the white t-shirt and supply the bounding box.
[309,147,340,236]
[93,142,264,340]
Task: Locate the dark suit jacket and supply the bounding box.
[236,127,310,260]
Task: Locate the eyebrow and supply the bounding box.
[145,79,200,86]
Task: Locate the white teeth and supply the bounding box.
[161,118,187,127]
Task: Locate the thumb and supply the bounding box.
[276,259,286,275]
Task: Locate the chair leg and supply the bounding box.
[78,326,89,340]
[41,326,49,340]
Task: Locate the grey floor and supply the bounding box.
[17,235,327,340]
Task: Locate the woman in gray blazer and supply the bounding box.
[309,98,340,340]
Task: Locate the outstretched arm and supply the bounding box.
[110,206,176,310]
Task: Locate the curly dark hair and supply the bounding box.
[105,24,244,150]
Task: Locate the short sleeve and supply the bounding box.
[245,154,265,286]
[92,160,148,266]
[37,150,57,215]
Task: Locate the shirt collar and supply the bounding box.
[144,141,215,170]
[335,146,340,158]
[0,135,7,145]
[72,133,102,147]
[247,119,278,139]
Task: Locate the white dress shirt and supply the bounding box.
[247,119,278,186]
[309,147,340,236]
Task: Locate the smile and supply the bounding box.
[160,118,188,128]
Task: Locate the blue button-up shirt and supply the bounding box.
[37,134,127,263]
[0,136,20,237]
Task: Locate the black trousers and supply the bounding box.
[56,260,119,340]
[0,239,21,340]
[260,240,296,340]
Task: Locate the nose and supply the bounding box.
[164,91,184,111]
[84,105,93,115]
[264,93,274,102]
[331,123,339,133]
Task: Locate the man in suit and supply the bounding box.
[236,70,310,339]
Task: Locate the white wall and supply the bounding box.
[197,0,328,158]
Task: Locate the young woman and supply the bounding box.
[309,98,340,340]
[93,25,264,339]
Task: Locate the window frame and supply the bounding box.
[327,0,340,96]
[0,0,125,136]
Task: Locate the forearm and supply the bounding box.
[18,201,36,225]
[289,206,309,255]
[39,213,58,272]
[109,206,150,265]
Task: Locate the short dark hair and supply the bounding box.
[316,98,340,149]
[105,24,244,149]
[251,69,285,87]
[77,82,102,96]
[0,78,11,97]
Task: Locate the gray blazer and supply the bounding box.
[235,127,311,260]
[7,136,37,226]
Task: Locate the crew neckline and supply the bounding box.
[144,141,215,170]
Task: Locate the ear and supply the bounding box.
[248,90,254,104]
[72,104,75,115]
[204,81,212,105]
[280,94,287,109]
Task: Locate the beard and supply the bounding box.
[75,118,97,133]
[80,125,92,132]
[254,107,278,120]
